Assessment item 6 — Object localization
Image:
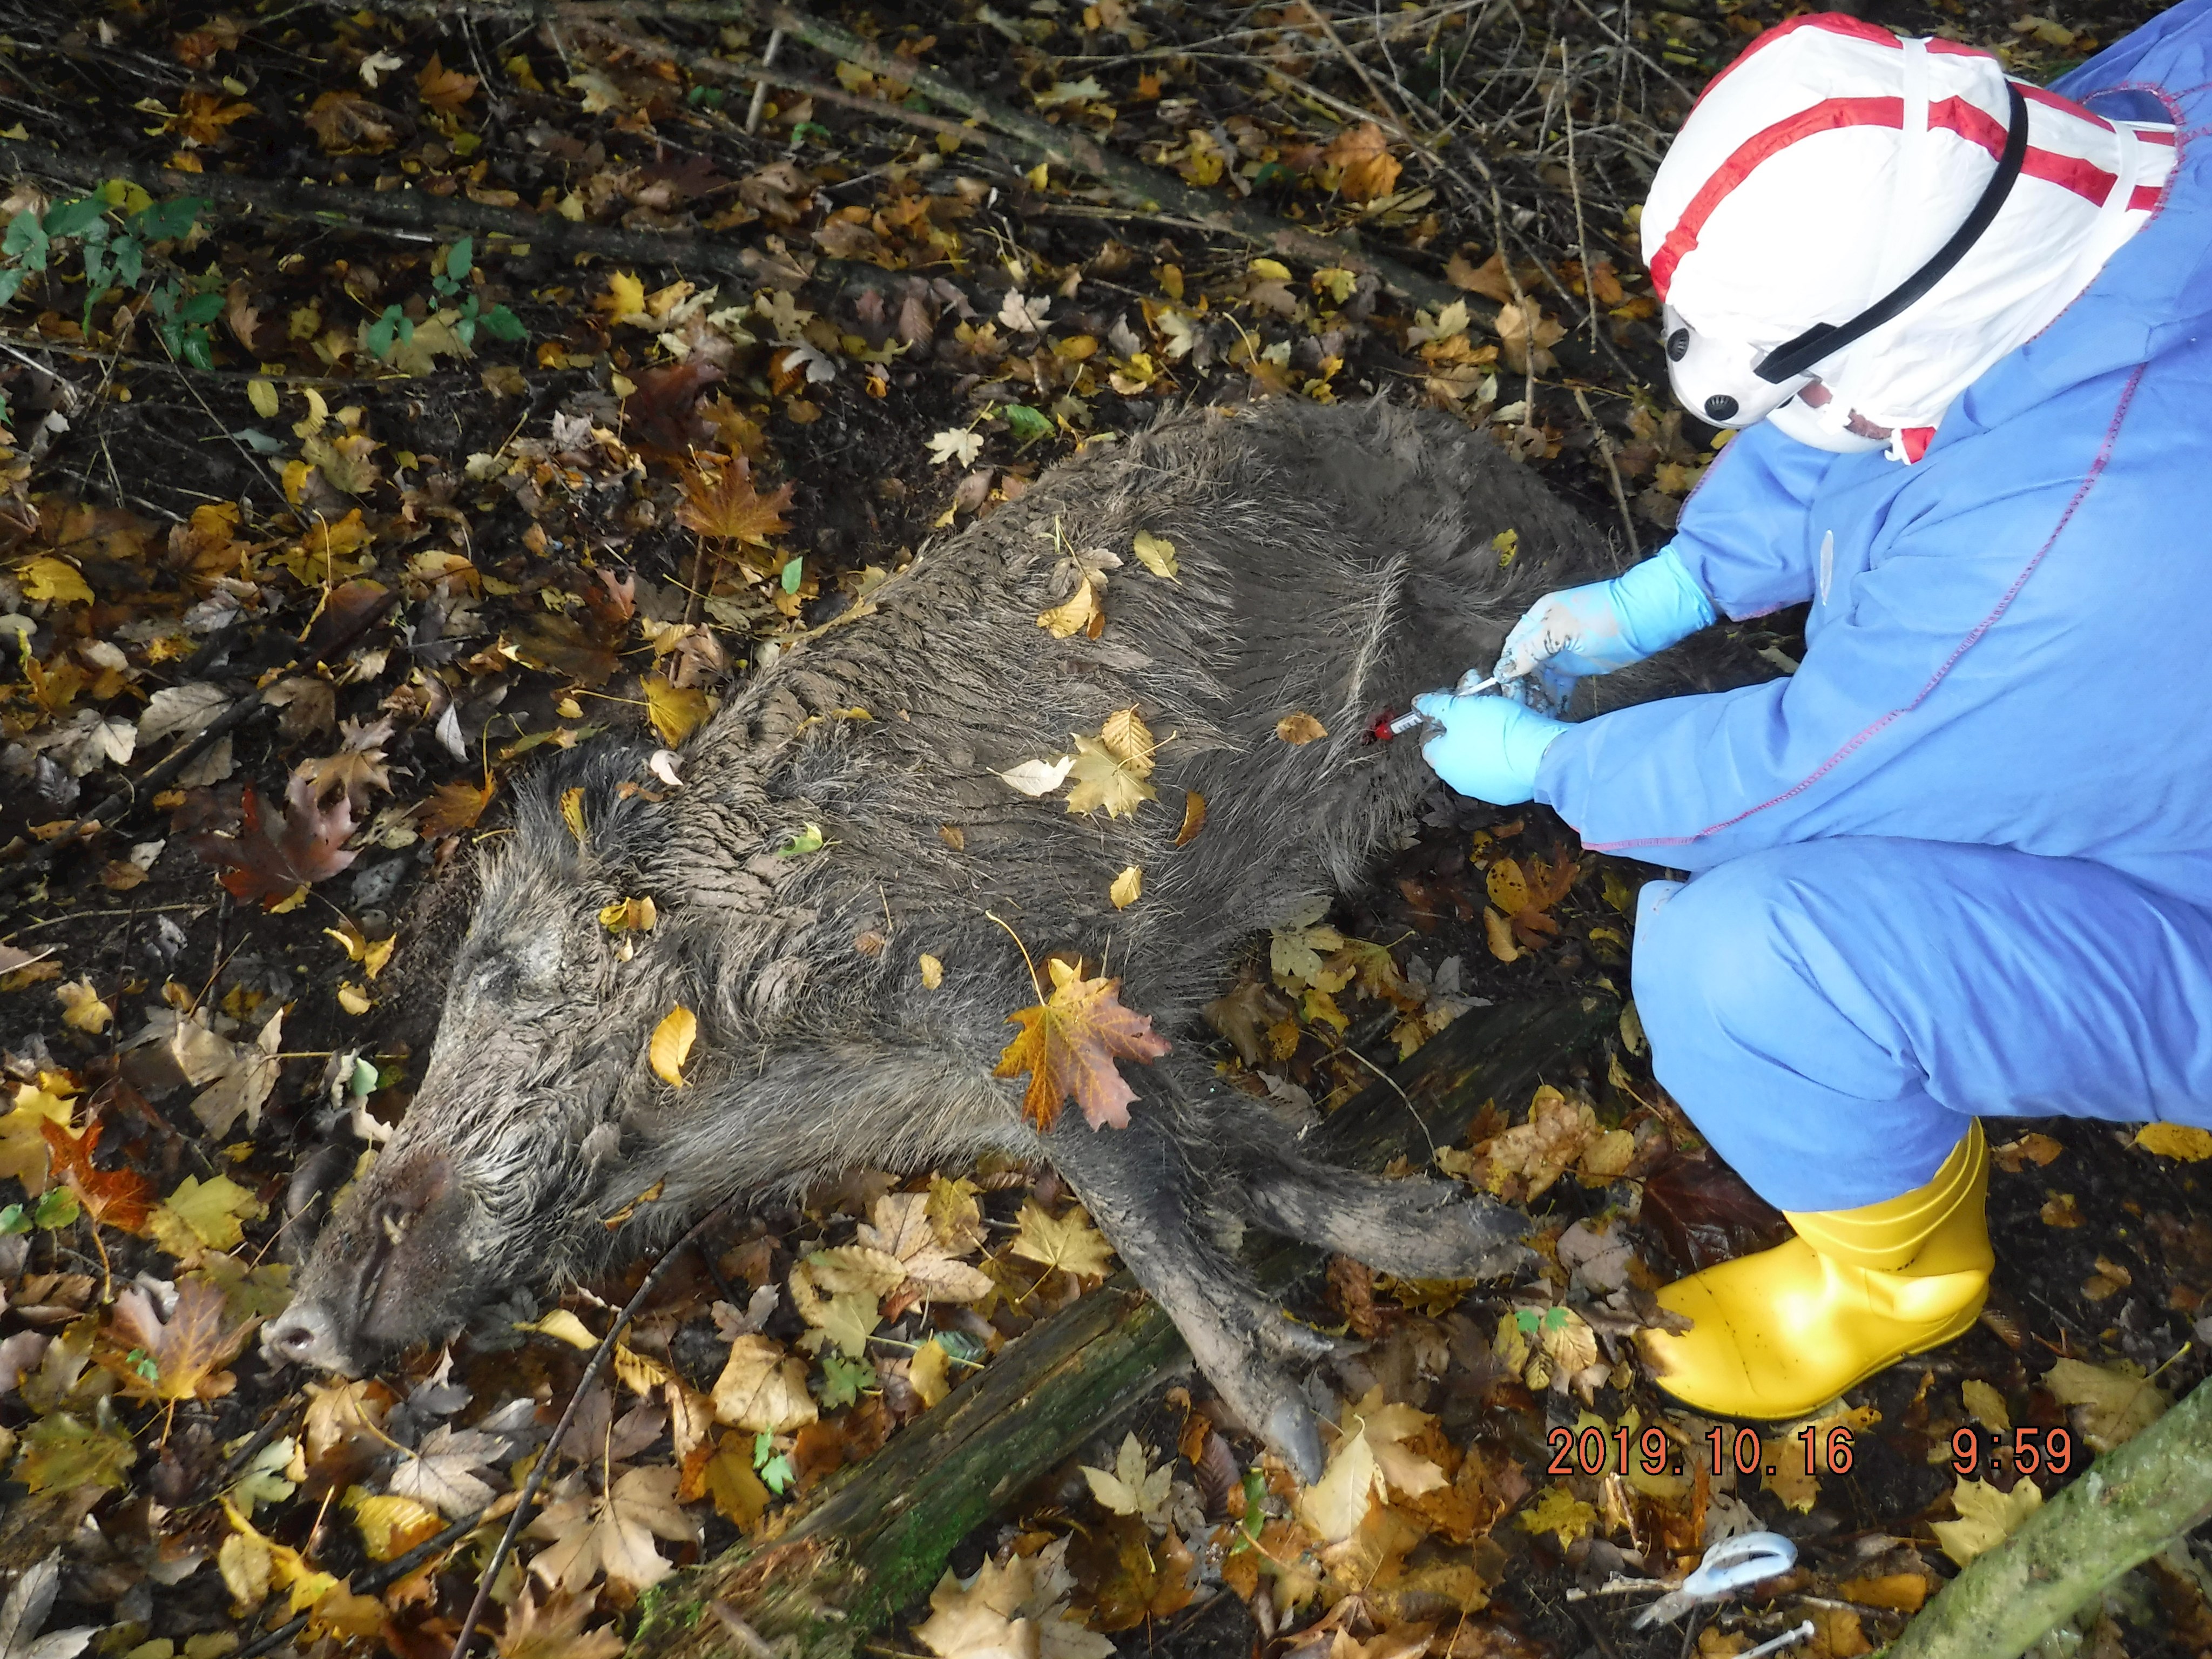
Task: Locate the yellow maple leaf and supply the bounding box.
[2044,1355,2168,1451]
[107,1278,260,1402]
[597,270,648,324]
[649,1006,697,1087]
[1009,1199,1116,1279]
[1516,1483,1597,1547]
[1057,734,1150,827]
[676,455,793,547]
[994,957,1171,1129]
[643,675,709,746]
[148,1172,266,1257]
[1932,1476,2042,1567]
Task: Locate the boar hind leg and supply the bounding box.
[1237,1155,1530,1282]
[1046,1109,1332,1482]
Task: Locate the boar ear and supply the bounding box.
[517,740,671,880]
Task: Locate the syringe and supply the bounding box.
[1385,671,1501,736]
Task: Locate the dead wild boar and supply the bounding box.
[268,397,1717,1478]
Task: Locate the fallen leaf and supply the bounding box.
[919,953,945,989]
[53,980,111,1034]
[1325,122,1402,203]
[15,557,92,606]
[994,957,1171,1130]
[106,1278,260,1402]
[650,1006,697,1087]
[190,1005,285,1137]
[14,1411,136,1492]
[0,1550,95,1659]
[2135,1122,2212,1162]
[1931,1476,2042,1567]
[495,1585,626,1659]
[1131,531,1178,578]
[1109,866,1142,909]
[192,774,358,907]
[1081,1432,1172,1523]
[1836,1573,1931,1614]
[388,1425,508,1518]
[147,1172,266,1257]
[44,1116,154,1233]
[1961,1378,2011,1435]
[644,676,710,746]
[1516,1483,1597,1547]
[856,1192,993,1306]
[1064,708,1158,818]
[2044,1355,2168,1451]
[712,1335,819,1432]
[528,1465,696,1594]
[677,455,793,546]
[997,755,1074,797]
[1009,1201,1116,1279]
[1174,790,1206,845]
[1992,1132,2064,1172]
[1276,712,1327,745]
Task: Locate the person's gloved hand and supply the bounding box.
[1494,546,1716,706]
[1414,691,1568,805]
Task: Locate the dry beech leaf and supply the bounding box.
[1174,790,1206,846]
[2135,1122,2212,1161]
[1131,531,1179,578]
[994,959,1170,1130]
[1275,712,1327,746]
[650,1006,697,1087]
[1109,866,1142,909]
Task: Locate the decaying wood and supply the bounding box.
[623,994,1615,1659]
[1887,1373,2212,1659]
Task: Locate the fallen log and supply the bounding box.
[1885,1371,2212,1659]
[623,994,1617,1658]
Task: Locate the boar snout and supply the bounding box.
[266,1147,481,1373]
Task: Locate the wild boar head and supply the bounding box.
[266,744,690,1372]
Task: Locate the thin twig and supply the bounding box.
[1573,383,1640,562]
[743,24,781,132]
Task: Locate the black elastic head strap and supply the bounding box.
[1754,79,2031,386]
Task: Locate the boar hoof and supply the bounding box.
[1267,1398,1326,1486]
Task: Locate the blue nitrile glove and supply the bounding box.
[1414,691,1569,805]
[1494,545,1716,706]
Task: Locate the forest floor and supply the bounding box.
[0,1,2204,1658]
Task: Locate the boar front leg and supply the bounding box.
[1044,1107,1333,1481]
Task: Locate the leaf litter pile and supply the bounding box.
[0,0,2202,1656]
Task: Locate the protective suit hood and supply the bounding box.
[1642,14,2175,452]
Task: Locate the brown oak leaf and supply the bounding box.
[994,959,1171,1130]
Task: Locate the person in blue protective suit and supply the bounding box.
[1415,2,2212,1419]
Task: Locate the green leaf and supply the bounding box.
[0,1203,28,1235]
[3,210,49,269]
[32,1187,79,1229]
[0,269,26,307]
[816,1353,875,1410]
[179,327,215,372]
[1002,403,1054,446]
[779,555,804,594]
[179,290,225,325]
[773,822,825,858]
[112,234,143,287]
[447,237,473,281]
[41,197,105,240]
[127,195,206,242]
[481,303,525,342]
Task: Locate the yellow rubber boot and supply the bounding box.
[1641,1122,1992,1419]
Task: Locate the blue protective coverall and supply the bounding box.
[1535,0,2212,1211]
